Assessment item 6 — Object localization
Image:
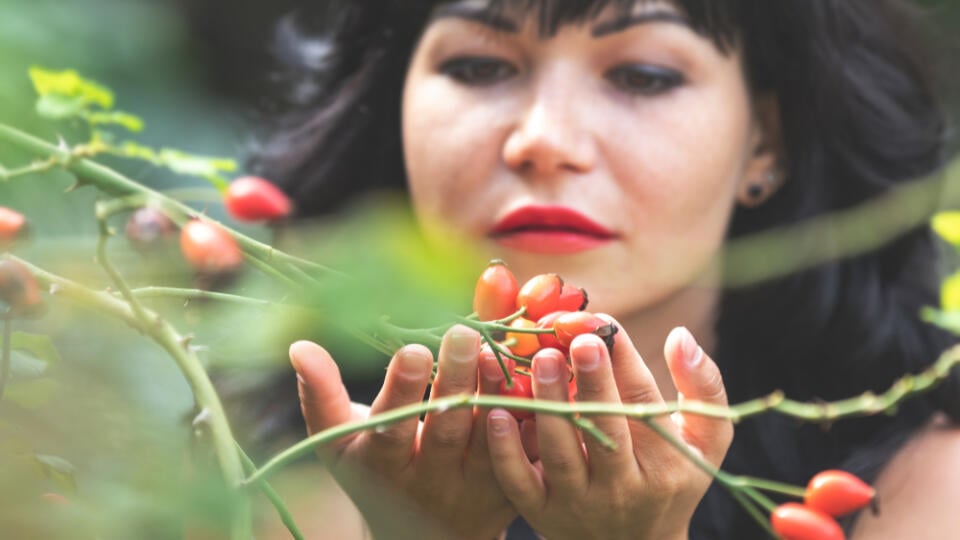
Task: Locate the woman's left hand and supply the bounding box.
[484,320,733,540]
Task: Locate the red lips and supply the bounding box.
[489,206,616,255]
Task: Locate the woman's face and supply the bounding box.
[402,1,774,318]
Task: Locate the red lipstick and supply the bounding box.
[490,205,616,255]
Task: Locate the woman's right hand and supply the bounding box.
[485,322,733,540]
[289,324,516,540]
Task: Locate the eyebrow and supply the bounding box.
[429,4,690,37]
[592,11,691,37]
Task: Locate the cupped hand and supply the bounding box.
[290,324,516,540]
[484,321,733,540]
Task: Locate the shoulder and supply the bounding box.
[851,413,960,539]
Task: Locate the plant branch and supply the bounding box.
[10,256,251,539]
[0,123,342,278]
[244,342,960,484]
[236,443,304,540]
[0,315,11,402]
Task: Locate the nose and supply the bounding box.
[502,78,597,177]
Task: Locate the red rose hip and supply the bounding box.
[224,176,293,222]
[180,220,243,274]
[473,260,519,321]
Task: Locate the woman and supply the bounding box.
[248,0,960,538]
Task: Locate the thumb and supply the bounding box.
[289,340,356,453]
[664,327,733,466]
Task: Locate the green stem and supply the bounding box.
[0,315,11,402]
[735,476,807,499]
[236,443,304,540]
[728,487,780,539]
[12,257,251,539]
[479,328,512,387]
[127,287,275,307]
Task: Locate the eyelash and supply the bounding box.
[604,65,685,96]
[438,56,517,86]
[439,56,684,96]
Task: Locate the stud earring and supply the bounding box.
[747,170,779,200]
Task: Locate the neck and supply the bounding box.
[613,284,720,402]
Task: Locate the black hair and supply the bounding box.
[245,1,960,537]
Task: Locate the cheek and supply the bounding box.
[402,79,509,219]
[607,88,752,238]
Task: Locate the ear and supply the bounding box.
[737,95,785,208]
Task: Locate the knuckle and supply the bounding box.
[541,451,581,475]
[425,422,470,451]
[698,368,728,404]
[368,425,411,450]
[618,384,660,405]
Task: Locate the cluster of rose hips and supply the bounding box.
[771,469,876,540]
[2,177,291,312]
[472,260,617,420]
[126,176,291,277]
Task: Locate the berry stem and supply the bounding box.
[479,328,513,387]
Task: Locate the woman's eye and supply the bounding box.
[605,65,684,96]
[439,57,517,85]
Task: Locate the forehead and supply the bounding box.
[429,0,688,37]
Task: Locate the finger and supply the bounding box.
[596,315,683,463]
[487,409,546,513]
[355,344,434,473]
[465,345,505,468]
[520,418,539,462]
[665,327,733,466]
[568,334,638,481]
[532,348,588,491]
[419,324,481,465]
[289,341,355,454]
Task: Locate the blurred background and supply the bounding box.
[0,0,958,537]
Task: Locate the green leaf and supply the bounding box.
[118,140,160,162]
[157,149,237,176]
[921,306,960,335]
[29,66,114,109]
[86,110,145,132]
[35,94,86,120]
[931,211,960,245]
[942,270,960,311]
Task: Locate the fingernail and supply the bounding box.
[295,371,307,386]
[677,327,703,368]
[489,411,511,435]
[448,325,479,363]
[572,338,601,372]
[397,345,431,379]
[534,354,560,383]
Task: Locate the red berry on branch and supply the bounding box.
[556,283,588,312]
[516,273,564,320]
[179,220,243,275]
[771,503,845,540]
[125,207,176,252]
[535,310,571,353]
[498,371,534,421]
[805,470,876,518]
[0,256,45,317]
[553,311,618,351]
[0,206,30,250]
[473,260,519,321]
[504,317,540,357]
[224,176,293,222]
